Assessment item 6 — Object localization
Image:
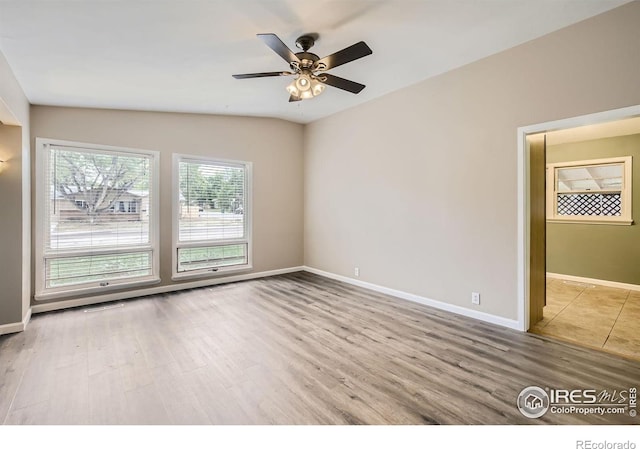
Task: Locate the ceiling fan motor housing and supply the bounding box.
[295,34,316,51]
[292,52,319,71]
[293,35,322,70]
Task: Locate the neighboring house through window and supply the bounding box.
[546,156,632,225]
[35,138,159,299]
[173,154,251,279]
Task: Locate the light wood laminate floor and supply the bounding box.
[533,278,640,360]
[1,272,639,425]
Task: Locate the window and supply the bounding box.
[546,156,632,225]
[173,155,251,278]
[35,138,159,299]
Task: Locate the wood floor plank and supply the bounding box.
[122,383,172,425]
[151,363,212,425]
[0,332,36,424]
[88,367,130,425]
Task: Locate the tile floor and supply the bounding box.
[532,278,640,360]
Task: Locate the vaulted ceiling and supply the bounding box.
[0,0,629,124]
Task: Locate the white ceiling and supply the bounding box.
[0,0,630,124]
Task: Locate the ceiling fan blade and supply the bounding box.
[232,71,293,79]
[257,33,301,65]
[320,73,366,94]
[316,41,372,70]
[289,95,301,102]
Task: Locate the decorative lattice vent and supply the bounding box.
[557,193,621,216]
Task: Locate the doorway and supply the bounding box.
[518,105,640,360]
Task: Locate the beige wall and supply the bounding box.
[0,49,30,327]
[547,134,640,285]
[0,125,25,324]
[304,2,640,320]
[30,106,304,305]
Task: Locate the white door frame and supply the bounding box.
[516,104,640,331]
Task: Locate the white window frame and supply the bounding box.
[35,138,160,300]
[546,156,633,225]
[172,154,252,280]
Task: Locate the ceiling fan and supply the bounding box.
[232,33,372,102]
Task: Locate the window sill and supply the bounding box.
[171,265,253,282]
[547,218,633,226]
[35,276,161,301]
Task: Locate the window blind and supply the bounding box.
[41,144,155,291]
[177,158,248,273]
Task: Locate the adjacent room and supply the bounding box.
[532,118,640,359]
[1,0,640,433]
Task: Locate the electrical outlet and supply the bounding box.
[354,267,360,277]
[471,292,480,305]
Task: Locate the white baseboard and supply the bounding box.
[28,264,522,332]
[31,266,305,314]
[0,307,32,336]
[547,272,640,291]
[302,266,521,331]
[0,321,24,336]
[23,307,31,329]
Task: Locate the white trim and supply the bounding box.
[517,135,530,331]
[547,272,640,292]
[517,104,640,332]
[34,276,161,301]
[303,266,521,331]
[0,97,20,126]
[31,266,304,314]
[171,153,253,280]
[0,321,23,336]
[34,138,161,300]
[546,218,632,225]
[171,264,253,281]
[0,308,32,336]
[23,307,32,329]
[31,264,520,330]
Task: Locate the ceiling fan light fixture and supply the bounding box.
[286,80,300,97]
[286,75,325,101]
[295,74,312,91]
[311,78,325,96]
